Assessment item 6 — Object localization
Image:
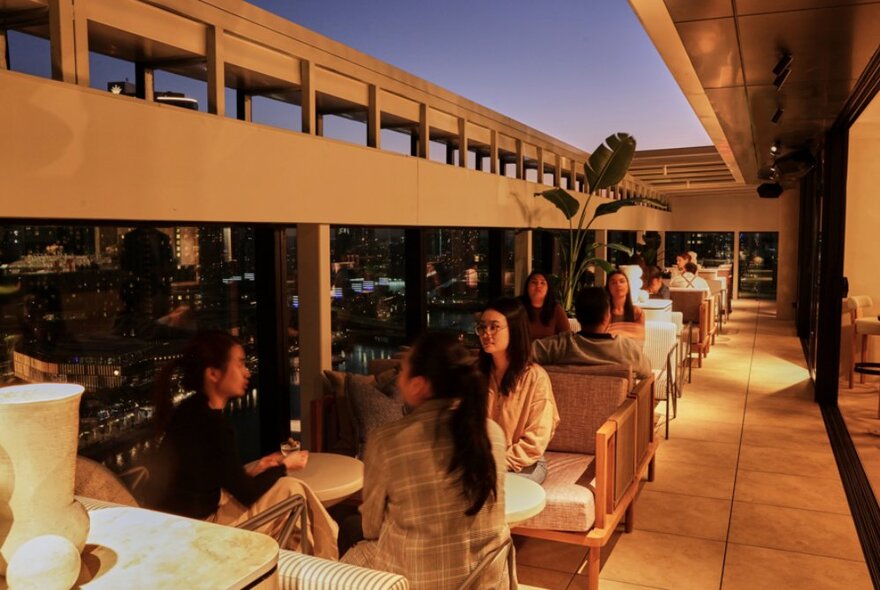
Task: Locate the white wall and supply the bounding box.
[670,190,800,320]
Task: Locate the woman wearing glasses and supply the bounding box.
[477,297,559,483]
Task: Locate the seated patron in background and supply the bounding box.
[532,288,652,380]
[151,331,339,559]
[605,269,645,342]
[478,297,559,483]
[645,266,670,300]
[520,270,571,340]
[342,333,513,589]
[670,262,710,291]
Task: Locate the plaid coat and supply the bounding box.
[342,398,513,589]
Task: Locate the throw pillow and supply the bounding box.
[346,376,404,452]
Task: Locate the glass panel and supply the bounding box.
[425,228,487,339]
[285,227,300,426]
[0,224,259,471]
[664,232,735,268]
[503,230,516,296]
[738,232,778,300]
[329,227,406,374]
[607,230,638,266]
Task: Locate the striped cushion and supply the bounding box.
[278,550,409,590]
[516,451,596,532]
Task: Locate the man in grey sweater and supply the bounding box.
[532,287,652,379]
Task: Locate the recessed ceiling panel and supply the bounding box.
[663,0,733,22]
[737,3,880,86]
[675,17,744,89]
[735,0,879,16]
[706,86,759,181]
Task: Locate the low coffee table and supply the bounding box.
[504,473,546,524]
[290,452,364,507]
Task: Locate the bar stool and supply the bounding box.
[845,296,880,388]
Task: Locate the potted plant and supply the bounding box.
[535,133,669,312]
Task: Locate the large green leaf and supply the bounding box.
[535,188,580,220]
[585,133,636,192]
[585,242,634,256]
[582,257,616,273]
[594,197,670,218]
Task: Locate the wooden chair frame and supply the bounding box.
[511,378,658,590]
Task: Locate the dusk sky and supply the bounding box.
[6,0,710,151]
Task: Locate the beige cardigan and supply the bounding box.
[488,363,560,473]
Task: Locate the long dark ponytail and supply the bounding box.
[408,332,497,516]
[153,330,241,432]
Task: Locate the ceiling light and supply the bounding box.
[771,108,784,124]
[772,54,793,76]
[770,141,780,154]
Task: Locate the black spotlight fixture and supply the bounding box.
[771,107,784,124]
[772,53,793,76]
[757,182,783,199]
[772,53,792,90]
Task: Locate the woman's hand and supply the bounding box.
[282,450,309,471]
[247,452,284,476]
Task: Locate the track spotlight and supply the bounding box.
[772,54,793,76]
[757,182,783,199]
[770,141,781,155]
[771,107,784,124]
[773,68,791,90]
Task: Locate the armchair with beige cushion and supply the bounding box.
[511,365,657,590]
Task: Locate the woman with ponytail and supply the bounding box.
[478,297,559,483]
[150,330,339,558]
[341,333,512,589]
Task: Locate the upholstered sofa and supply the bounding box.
[511,365,657,590]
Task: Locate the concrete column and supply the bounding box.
[316,113,324,137]
[48,0,86,84]
[489,130,498,174]
[418,104,429,159]
[514,230,532,295]
[570,159,578,191]
[536,147,544,185]
[1,29,8,70]
[206,26,225,116]
[301,60,316,134]
[554,154,562,187]
[236,91,252,122]
[515,139,524,180]
[367,84,380,149]
[135,63,155,101]
[458,117,467,168]
[777,187,800,319]
[296,224,332,449]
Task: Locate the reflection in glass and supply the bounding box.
[738,232,778,300]
[664,232,734,268]
[425,228,487,343]
[330,227,406,373]
[0,224,259,471]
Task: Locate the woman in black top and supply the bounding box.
[151,331,338,558]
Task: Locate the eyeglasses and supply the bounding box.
[475,322,507,336]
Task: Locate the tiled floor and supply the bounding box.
[514,299,873,589]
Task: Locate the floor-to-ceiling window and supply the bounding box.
[738,232,778,300]
[0,223,260,469]
[664,231,735,268]
[329,227,406,374]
